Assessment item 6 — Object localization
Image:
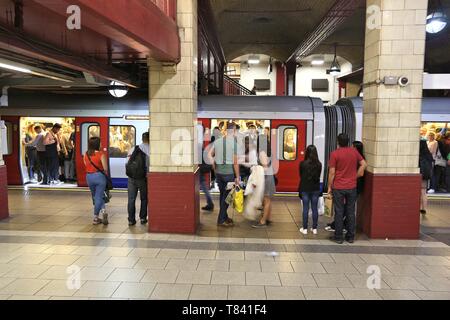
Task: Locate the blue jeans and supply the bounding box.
[301,191,320,229]
[216,173,235,224]
[128,178,148,222]
[200,173,213,208]
[332,188,357,240]
[86,172,106,217]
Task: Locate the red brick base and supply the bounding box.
[148,171,200,234]
[0,165,9,220]
[360,172,421,239]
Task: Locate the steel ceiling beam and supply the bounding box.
[287,0,363,63]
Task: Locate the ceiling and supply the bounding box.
[210,0,450,72]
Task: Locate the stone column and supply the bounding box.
[0,120,9,220]
[147,0,200,234]
[361,0,428,238]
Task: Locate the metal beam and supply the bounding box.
[287,0,363,62]
[32,0,180,62]
[0,23,138,87]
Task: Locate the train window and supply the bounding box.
[277,126,297,161]
[109,126,136,158]
[88,125,100,139]
[4,122,12,156]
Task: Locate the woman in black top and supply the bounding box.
[298,145,322,235]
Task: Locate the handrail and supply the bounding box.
[223,75,253,96]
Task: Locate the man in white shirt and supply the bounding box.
[126,132,150,226]
[26,125,47,184]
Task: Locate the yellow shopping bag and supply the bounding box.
[324,195,334,218]
[233,186,244,214]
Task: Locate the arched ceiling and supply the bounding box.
[210,0,450,72]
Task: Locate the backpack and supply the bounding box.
[126,147,147,179]
[419,155,433,180]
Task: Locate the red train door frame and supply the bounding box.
[2,116,22,185]
[271,120,306,192]
[75,117,109,187]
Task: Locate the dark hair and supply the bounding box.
[337,133,349,148]
[87,137,101,156]
[352,141,365,159]
[227,122,237,130]
[303,145,322,181]
[236,124,241,130]
[142,132,149,143]
[213,126,220,131]
[53,123,62,130]
[248,124,256,129]
[34,125,42,131]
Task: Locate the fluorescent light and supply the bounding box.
[426,12,448,34]
[311,56,324,66]
[0,62,32,74]
[248,55,260,64]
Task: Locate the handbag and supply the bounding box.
[324,195,334,218]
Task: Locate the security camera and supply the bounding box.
[398,76,409,87]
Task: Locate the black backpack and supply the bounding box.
[419,155,433,180]
[126,147,147,179]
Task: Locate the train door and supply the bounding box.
[109,118,149,188]
[271,120,307,192]
[0,116,21,185]
[75,117,109,187]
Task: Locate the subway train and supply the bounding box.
[0,89,449,191]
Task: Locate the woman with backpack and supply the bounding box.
[420,139,434,215]
[84,137,109,225]
[298,145,322,235]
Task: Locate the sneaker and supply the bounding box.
[420,210,427,215]
[93,217,103,225]
[217,221,233,227]
[101,209,108,225]
[324,226,335,232]
[226,218,234,225]
[266,220,273,226]
[140,219,148,225]
[299,228,308,235]
[252,222,267,229]
[311,228,318,235]
[346,238,354,244]
[329,236,344,244]
[128,220,137,226]
[201,205,214,212]
[427,189,435,194]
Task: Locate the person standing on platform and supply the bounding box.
[208,122,240,227]
[126,132,150,226]
[200,144,214,212]
[298,145,322,235]
[84,137,109,225]
[43,123,62,185]
[26,125,45,183]
[327,133,367,244]
[419,139,433,215]
[23,124,38,183]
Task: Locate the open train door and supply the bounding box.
[1,116,22,185]
[75,117,109,187]
[271,120,307,192]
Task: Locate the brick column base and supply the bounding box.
[0,165,9,220]
[148,171,200,234]
[360,172,421,239]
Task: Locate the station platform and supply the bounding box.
[0,188,449,300]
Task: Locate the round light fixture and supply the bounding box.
[109,80,128,98]
[426,11,448,34]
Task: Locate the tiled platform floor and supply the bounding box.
[0,189,449,300]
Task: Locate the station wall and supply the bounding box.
[239,62,277,96]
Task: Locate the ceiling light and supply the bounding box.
[109,80,129,98]
[0,62,31,74]
[426,11,448,34]
[327,44,341,76]
[248,55,260,64]
[311,56,325,66]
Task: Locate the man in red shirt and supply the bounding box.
[327,133,367,244]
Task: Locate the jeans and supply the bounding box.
[446,166,450,192]
[46,153,59,182]
[332,188,357,240]
[37,151,48,184]
[216,173,235,224]
[86,172,106,217]
[200,173,213,208]
[64,159,75,180]
[431,165,446,191]
[300,191,321,229]
[127,178,148,222]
